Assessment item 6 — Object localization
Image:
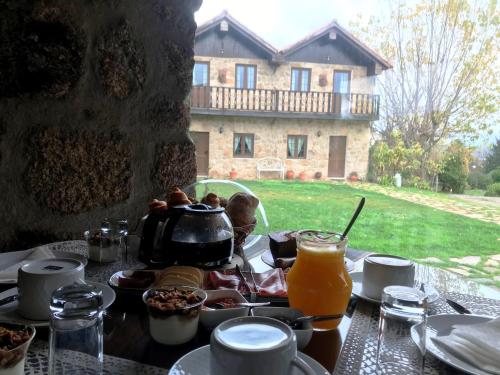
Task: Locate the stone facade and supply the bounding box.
[0,0,201,250]
[191,55,375,180]
[190,116,371,180]
[197,56,375,94]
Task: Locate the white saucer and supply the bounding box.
[168,345,330,375]
[413,314,494,375]
[0,281,115,327]
[351,272,439,304]
[260,250,355,272]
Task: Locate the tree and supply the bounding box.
[484,139,500,173]
[352,0,499,177]
[439,140,471,193]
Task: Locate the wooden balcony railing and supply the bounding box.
[191,86,379,119]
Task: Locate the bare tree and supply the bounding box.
[354,0,499,175]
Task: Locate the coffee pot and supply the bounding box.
[139,204,234,268]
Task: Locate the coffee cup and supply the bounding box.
[17,258,85,320]
[361,254,415,300]
[210,316,315,375]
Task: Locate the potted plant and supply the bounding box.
[229,168,237,180]
[286,170,295,180]
[298,171,307,181]
[349,171,359,182]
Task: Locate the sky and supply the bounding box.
[194,0,379,50]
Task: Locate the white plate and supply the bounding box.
[168,345,330,375]
[260,250,355,272]
[416,314,494,375]
[108,269,155,294]
[0,281,115,327]
[350,272,439,304]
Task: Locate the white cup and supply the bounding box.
[210,316,315,375]
[17,258,85,320]
[362,254,415,300]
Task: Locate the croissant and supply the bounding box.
[226,192,259,250]
[167,187,191,207]
[201,193,220,208]
[149,199,167,213]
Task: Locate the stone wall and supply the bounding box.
[0,0,201,250]
[190,116,371,180]
[195,56,375,93]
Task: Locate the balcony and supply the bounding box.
[190,86,379,121]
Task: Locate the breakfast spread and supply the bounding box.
[0,325,33,369]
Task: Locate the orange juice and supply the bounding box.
[286,231,352,330]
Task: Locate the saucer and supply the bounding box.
[0,281,115,327]
[261,250,354,272]
[351,272,439,304]
[168,345,330,375]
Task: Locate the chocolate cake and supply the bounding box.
[268,231,298,260]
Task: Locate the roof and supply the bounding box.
[196,11,392,70]
[280,20,392,70]
[196,10,278,58]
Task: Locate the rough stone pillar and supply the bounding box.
[0,0,201,250]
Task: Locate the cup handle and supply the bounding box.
[291,356,316,375]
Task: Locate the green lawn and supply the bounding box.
[218,180,499,286]
[464,189,486,196]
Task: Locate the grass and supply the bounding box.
[207,180,499,287]
[464,189,486,196]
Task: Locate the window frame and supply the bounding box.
[233,133,255,158]
[287,135,308,159]
[290,68,312,92]
[333,70,351,94]
[235,64,257,89]
[192,61,210,87]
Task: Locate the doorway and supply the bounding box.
[191,131,209,176]
[328,136,347,178]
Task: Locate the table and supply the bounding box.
[21,237,500,374]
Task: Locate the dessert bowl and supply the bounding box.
[143,286,207,345]
[0,323,35,375]
[200,289,249,329]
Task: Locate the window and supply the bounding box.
[192,62,209,86]
[235,64,256,89]
[233,133,254,157]
[287,135,307,159]
[291,68,311,92]
[333,70,351,94]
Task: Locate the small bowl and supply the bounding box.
[200,289,249,329]
[250,307,313,350]
[143,286,207,345]
[0,323,35,375]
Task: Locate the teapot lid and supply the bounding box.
[182,203,225,215]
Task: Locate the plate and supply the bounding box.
[168,345,330,375]
[261,250,355,272]
[108,269,156,294]
[415,314,494,375]
[350,272,440,304]
[0,281,116,327]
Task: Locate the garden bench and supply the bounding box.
[256,157,285,180]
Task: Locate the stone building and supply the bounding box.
[190,11,392,180]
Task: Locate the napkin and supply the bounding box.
[431,317,500,375]
[0,246,55,283]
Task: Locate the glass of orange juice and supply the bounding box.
[286,230,352,330]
